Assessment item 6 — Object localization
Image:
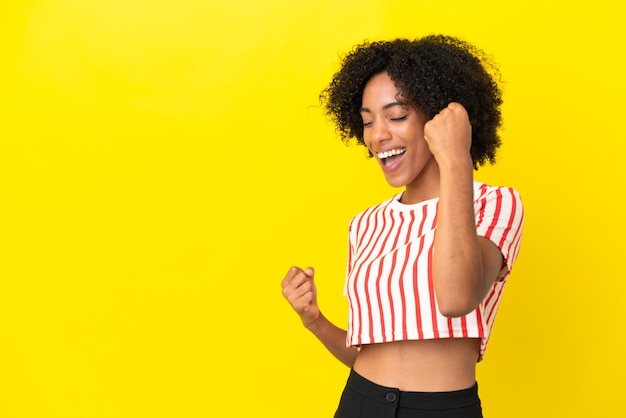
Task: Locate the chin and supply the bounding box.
[384,176,408,189]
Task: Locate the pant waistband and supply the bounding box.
[346,369,480,410]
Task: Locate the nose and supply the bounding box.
[368,120,392,151]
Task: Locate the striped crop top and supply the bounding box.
[344,181,524,361]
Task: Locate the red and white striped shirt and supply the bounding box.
[344,181,524,360]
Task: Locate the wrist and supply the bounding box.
[437,153,474,174]
[437,156,475,201]
[303,311,323,331]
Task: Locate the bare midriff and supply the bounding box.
[352,338,481,392]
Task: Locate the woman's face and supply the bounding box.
[360,72,439,202]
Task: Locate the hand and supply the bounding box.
[281,266,320,327]
[423,102,473,168]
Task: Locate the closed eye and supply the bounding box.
[391,115,408,122]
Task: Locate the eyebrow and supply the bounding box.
[359,101,408,113]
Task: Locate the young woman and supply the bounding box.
[281,35,524,418]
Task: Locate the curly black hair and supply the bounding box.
[320,35,503,168]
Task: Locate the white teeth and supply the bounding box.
[377,148,406,159]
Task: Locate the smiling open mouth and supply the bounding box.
[378,148,406,166]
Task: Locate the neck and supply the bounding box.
[400,158,440,204]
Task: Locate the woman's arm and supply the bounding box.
[424,103,504,317]
[281,266,358,367]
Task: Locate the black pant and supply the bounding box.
[334,369,483,418]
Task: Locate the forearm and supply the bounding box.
[433,157,484,317]
[305,312,358,368]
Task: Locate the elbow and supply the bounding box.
[436,294,479,318]
[439,305,475,319]
[341,347,359,368]
[434,268,484,318]
[342,358,356,368]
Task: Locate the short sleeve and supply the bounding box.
[344,218,356,296]
[474,184,525,278]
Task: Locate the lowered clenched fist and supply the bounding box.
[281,266,320,327]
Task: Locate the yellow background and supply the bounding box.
[1,0,624,416]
